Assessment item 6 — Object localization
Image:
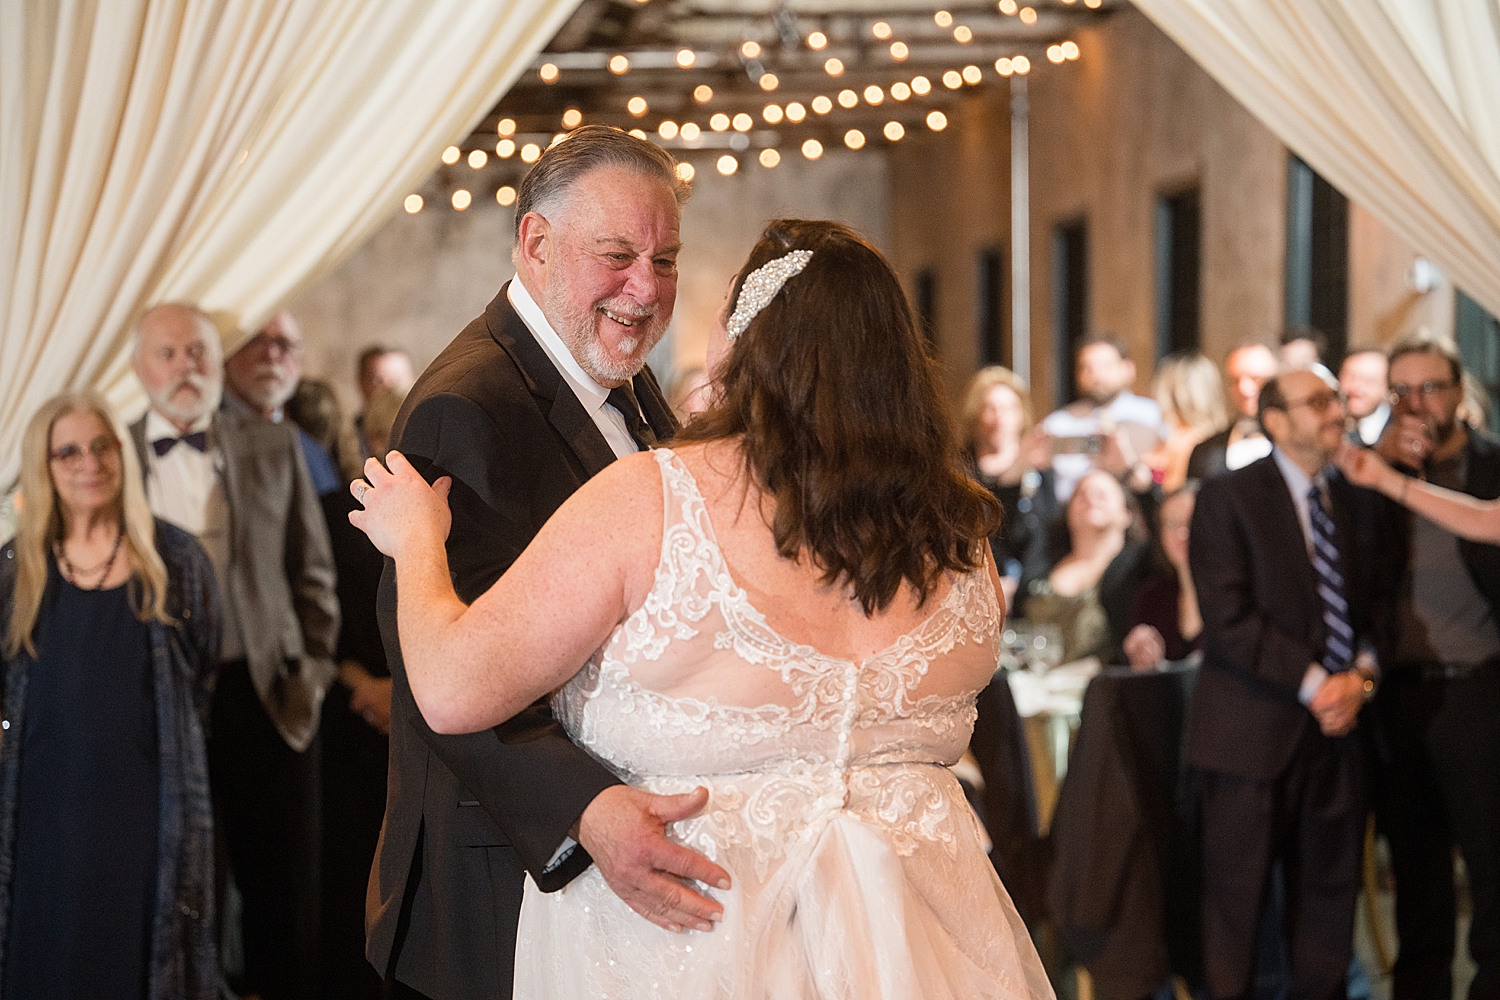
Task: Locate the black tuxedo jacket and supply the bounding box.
[1364,429,1500,671]
[1185,454,1378,781]
[366,284,677,999]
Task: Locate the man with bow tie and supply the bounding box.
[130,301,338,1000]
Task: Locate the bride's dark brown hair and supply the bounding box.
[677,219,1000,614]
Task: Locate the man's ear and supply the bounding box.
[516,212,551,269]
[1261,408,1287,443]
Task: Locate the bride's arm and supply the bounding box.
[1338,442,1500,544]
[353,450,663,734]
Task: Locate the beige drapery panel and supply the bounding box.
[0,0,577,489]
[1132,0,1500,319]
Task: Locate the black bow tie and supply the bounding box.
[152,431,209,457]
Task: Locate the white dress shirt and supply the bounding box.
[508,279,643,458]
[1041,391,1164,501]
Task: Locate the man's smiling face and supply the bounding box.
[538,166,681,387]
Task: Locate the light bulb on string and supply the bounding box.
[802,138,823,160]
[496,186,517,206]
[717,154,738,175]
[441,146,461,165]
[785,101,807,122]
[759,148,781,168]
[911,75,932,95]
[811,95,833,114]
[539,63,559,83]
[926,110,948,131]
[891,81,911,101]
[807,31,828,50]
[844,129,866,150]
[609,54,630,74]
[403,194,423,214]
[676,49,695,68]
[451,189,471,211]
[890,41,909,61]
[694,84,713,102]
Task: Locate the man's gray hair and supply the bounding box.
[512,125,689,239]
[131,302,223,362]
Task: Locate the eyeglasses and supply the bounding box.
[1390,380,1455,402]
[50,435,121,470]
[243,334,302,358]
[1283,390,1346,414]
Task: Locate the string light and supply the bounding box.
[759,73,780,91]
[680,122,701,140]
[891,81,912,101]
[1013,55,1032,73]
[741,40,761,59]
[694,84,713,102]
[1084,0,1102,7]
[676,49,695,68]
[962,64,982,84]
[825,57,845,76]
[609,54,630,74]
[802,138,824,159]
[658,120,679,140]
[999,0,1018,12]
[497,186,517,206]
[451,189,472,210]
[627,96,649,116]
[807,31,828,50]
[520,143,541,162]
[763,104,784,123]
[551,133,566,147]
[927,110,948,131]
[864,85,884,105]
[676,161,695,181]
[996,57,1014,76]
[884,121,905,141]
[943,70,963,89]
[845,129,866,150]
[732,112,752,131]
[539,62,559,83]
[497,118,516,137]
[838,89,858,108]
[717,154,738,175]
[890,41,909,61]
[872,21,892,39]
[710,112,731,131]
[496,138,516,157]
[811,95,833,114]
[759,148,781,168]
[954,25,973,43]
[911,75,932,95]
[1019,6,1038,24]
[1061,40,1080,59]
[628,128,647,139]
[934,10,953,27]
[404,194,423,214]
[468,149,488,169]
[562,109,582,128]
[441,146,461,165]
[1047,45,1065,64]
[785,101,807,122]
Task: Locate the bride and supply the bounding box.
[352,219,1054,999]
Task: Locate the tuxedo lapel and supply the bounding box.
[633,366,680,442]
[487,283,618,478]
[1252,457,1318,603]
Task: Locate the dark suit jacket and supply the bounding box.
[130,409,339,751]
[1186,427,1230,482]
[1185,454,1376,780]
[1364,429,1500,670]
[367,284,677,1000]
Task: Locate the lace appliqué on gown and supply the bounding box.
[517,449,1055,1000]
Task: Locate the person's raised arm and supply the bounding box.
[1338,442,1500,545]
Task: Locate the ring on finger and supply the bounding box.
[354,481,369,501]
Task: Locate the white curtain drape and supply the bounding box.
[0,0,577,489]
[1131,0,1500,319]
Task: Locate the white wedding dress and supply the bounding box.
[514,449,1054,1000]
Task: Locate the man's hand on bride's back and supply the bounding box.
[349,451,453,560]
[578,785,731,934]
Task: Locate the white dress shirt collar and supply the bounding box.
[1271,445,1326,556]
[144,407,213,443]
[507,278,612,416]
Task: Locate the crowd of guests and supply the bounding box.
[1,283,1496,1000]
[964,330,1499,1000]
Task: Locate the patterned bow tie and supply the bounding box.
[152,431,209,457]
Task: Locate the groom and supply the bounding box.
[368,127,731,999]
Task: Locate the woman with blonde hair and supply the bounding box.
[0,391,221,999]
[1147,352,1230,491]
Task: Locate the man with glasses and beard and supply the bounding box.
[1187,366,1380,1000]
[1365,338,1500,1000]
[130,303,339,999]
[366,126,729,1000]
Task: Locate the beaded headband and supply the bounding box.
[725,249,814,341]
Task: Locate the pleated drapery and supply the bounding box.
[0,0,576,489]
[1132,0,1500,319]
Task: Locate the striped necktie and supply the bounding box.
[1308,482,1353,673]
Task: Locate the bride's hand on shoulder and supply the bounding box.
[349,451,453,560]
[1335,441,1396,494]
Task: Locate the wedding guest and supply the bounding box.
[226,311,341,495]
[1041,336,1163,501]
[0,391,221,999]
[286,377,361,487]
[1279,324,1327,370]
[1338,336,1500,1000]
[961,366,1059,607]
[1188,341,1280,479]
[1339,349,1389,447]
[1123,483,1202,670]
[1020,468,1152,665]
[1189,367,1377,1000]
[355,345,414,459]
[1146,353,1230,492]
[130,303,338,1000]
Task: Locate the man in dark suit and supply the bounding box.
[367,127,730,1000]
[1187,341,1279,480]
[131,302,340,999]
[1367,338,1500,1000]
[1187,367,1379,1000]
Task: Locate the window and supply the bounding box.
[915,268,939,351]
[1456,289,1500,435]
[1154,186,1201,357]
[977,246,1008,367]
[1052,219,1088,402]
[1285,156,1349,362]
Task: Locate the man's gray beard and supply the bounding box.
[549,292,666,384]
[151,374,223,425]
[235,363,297,411]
